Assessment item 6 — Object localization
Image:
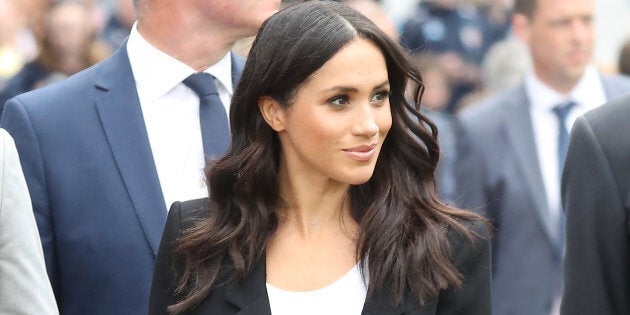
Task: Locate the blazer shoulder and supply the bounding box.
[458,84,524,131]
[167,198,210,232]
[583,92,630,130]
[580,92,630,153]
[449,218,491,267]
[601,73,630,97]
[9,47,126,110]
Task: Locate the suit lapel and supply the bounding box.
[224,258,272,315]
[503,85,557,245]
[94,45,167,257]
[361,288,417,315]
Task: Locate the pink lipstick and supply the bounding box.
[343,143,377,161]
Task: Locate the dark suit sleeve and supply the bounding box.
[149,201,185,315]
[560,116,630,314]
[436,220,492,315]
[0,98,59,300]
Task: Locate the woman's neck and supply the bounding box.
[276,166,355,239]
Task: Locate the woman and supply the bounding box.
[149,2,491,314]
[0,129,58,315]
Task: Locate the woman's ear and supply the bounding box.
[258,96,286,132]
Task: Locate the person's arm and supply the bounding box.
[1,98,60,300]
[560,116,630,314]
[0,129,58,314]
[435,219,492,315]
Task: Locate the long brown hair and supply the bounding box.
[169,2,483,313]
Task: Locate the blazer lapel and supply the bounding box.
[362,285,428,315]
[225,258,272,315]
[503,85,557,245]
[94,45,167,257]
[362,293,404,315]
[222,257,422,315]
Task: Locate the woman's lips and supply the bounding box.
[343,144,377,161]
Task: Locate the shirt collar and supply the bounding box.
[126,22,233,102]
[205,51,233,96]
[524,65,605,112]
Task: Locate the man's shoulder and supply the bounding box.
[601,73,630,92]
[14,63,102,105]
[583,92,630,133]
[457,85,524,130]
[11,49,126,110]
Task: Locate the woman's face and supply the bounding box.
[266,38,392,186]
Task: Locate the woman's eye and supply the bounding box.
[370,90,390,103]
[329,95,350,107]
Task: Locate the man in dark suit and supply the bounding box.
[454,0,630,314]
[560,92,630,314]
[0,0,280,314]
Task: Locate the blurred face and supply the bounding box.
[515,0,594,91]
[0,0,24,42]
[263,39,392,186]
[421,68,451,110]
[46,3,92,56]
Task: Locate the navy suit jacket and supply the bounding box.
[149,199,492,315]
[0,44,244,315]
[454,75,630,315]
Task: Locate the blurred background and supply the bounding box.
[1,0,629,109]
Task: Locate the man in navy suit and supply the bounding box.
[0,0,280,314]
[454,0,630,314]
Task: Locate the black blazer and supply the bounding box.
[149,199,492,315]
[560,92,630,314]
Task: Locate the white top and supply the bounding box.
[126,22,233,211]
[524,65,606,228]
[266,265,368,315]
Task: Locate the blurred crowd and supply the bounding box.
[1,0,630,314]
[0,0,134,105]
[2,0,629,115]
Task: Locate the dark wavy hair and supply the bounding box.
[169,1,482,313]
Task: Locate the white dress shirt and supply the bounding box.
[126,23,233,211]
[524,65,606,233]
[266,265,368,315]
